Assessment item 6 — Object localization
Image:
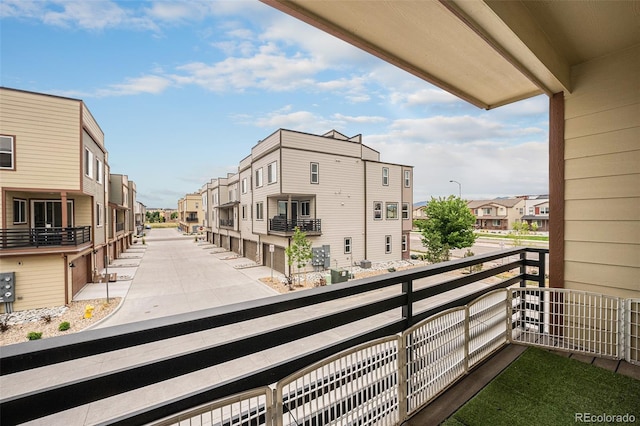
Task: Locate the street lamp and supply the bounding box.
[449,180,461,198]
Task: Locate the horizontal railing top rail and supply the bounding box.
[269,218,322,233]
[0,226,91,249]
[0,247,546,425]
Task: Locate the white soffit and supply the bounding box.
[262,0,544,109]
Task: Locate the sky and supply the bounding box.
[1,0,549,209]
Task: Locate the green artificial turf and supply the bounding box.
[443,347,640,425]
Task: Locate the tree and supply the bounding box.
[511,221,531,246]
[285,227,313,288]
[416,196,477,263]
[171,212,178,220]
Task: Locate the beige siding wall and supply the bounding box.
[365,162,404,262]
[282,130,361,158]
[362,145,380,161]
[0,254,65,312]
[281,148,366,268]
[239,168,254,238]
[252,150,280,235]
[564,46,640,298]
[252,131,280,160]
[82,104,104,150]
[0,89,81,192]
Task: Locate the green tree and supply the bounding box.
[417,196,477,263]
[285,227,313,288]
[511,221,531,246]
[171,212,178,220]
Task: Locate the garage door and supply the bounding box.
[231,237,240,254]
[243,239,258,262]
[71,254,91,297]
[262,243,286,274]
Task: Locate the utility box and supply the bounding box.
[312,245,331,268]
[360,260,372,269]
[0,272,16,303]
[330,269,349,284]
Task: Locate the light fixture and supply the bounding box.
[69,262,76,268]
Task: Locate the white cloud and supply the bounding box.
[333,114,387,124]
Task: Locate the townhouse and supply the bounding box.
[0,87,136,312]
[521,195,550,232]
[468,198,526,231]
[177,193,201,233]
[192,129,413,274]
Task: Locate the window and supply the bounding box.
[242,178,247,194]
[13,198,26,224]
[518,208,524,215]
[402,203,409,220]
[373,201,382,220]
[404,170,411,188]
[255,168,263,188]
[492,219,501,227]
[540,207,550,214]
[482,208,492,215]
[256,202,264,220]
[473,209,478,215]
[382,167,389,186]
[268,162,277,184]
[386,202,398,219]
[529,207,534,214]
[84,148,93,178]
[96,158,103,183]
[97,203,103,227]
[402,234,407,252]
[1,135,15,169]
[310,162,319,184]
[344,237,352,254]
[242,204,247,220]
[385,235,392,254]
[214,193,218,205]
[301,201,310,216]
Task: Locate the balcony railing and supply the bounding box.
[0,227,91,249]
[219,219,234,228]
[186,217,199,222]
[269,217,321,235]
[1,248,549,424]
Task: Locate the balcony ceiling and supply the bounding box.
[262,0,639,109]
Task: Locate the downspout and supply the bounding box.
[363,161,367,260]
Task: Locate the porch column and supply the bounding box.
[60,192,68,228]
[549,92,565,289]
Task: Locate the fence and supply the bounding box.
[151,288,639,426]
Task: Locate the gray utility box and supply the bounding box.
[330,269,349,284]
[312,245,331,268]
[0,272,16,302]
[360,260,372,269]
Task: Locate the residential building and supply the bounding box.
[108,174,135,260]
[177,193,201,233]
[521,195,550,232]
[468,198,526,231]
[199,129,413,274]
[134,200,147,235]
[0,87,136,311]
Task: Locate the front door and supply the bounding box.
[32,200,73,228]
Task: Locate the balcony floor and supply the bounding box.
[404,344,640,425]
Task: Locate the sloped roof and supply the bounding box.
[468,198,524,209]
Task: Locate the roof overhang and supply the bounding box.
[262,0,639,109]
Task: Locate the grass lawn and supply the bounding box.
[476,233,549,242]
[443,347,640,425]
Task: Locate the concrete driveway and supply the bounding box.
[94,228,279,327]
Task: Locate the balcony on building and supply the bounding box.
[215,201,238,230]
[267,196,321,236]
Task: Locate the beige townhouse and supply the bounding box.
[468,198,526,231]
[0,87,113,311]
[177,193,201,233]
[200,129,413,275]
[108,174,135,260]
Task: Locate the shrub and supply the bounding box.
[27,331,43,340]
[58,321,71,331]
[42,314,52,323]
[0,315,11,333]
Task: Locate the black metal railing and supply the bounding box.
[0,248,547,425]
[219,219,234,228]
[269,217,321,234]
[186,217,199,222]
[0,227,92,249]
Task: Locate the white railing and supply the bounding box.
[151,289,639,426]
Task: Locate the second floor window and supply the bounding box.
[96,158,103,183]
[242,178,247,194]
[242,204,247,220]
[255,168,263,188]
[540,207,550,214]
[482,208,492,215]
[373,201,382,220]
[382,167,389,186]
[386,202,398,219]
[301,201,311,216]
[256,202,264,220]
[97,203,103,227]
[402,203,409,219]
[13,198,26,224]
[404,170,411,187]
[268,162,277,184]
[310,162,319,184]
[0,135,14,169]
